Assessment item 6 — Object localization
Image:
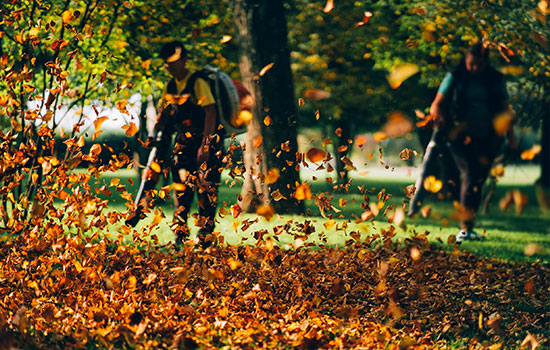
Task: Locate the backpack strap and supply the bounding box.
[166,78,177,95]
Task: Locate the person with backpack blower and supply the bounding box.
[126,41,224,248]
[420,42,516,242]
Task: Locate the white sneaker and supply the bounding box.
[456,230,485,242]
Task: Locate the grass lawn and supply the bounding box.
[93,163,550,264]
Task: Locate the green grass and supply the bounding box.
[91,164,550,264]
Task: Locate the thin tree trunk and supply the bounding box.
[233,0,303,214]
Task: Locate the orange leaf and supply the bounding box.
[150,161,161,173]
[94,116,109,130]
[294,183,312,201]
[356,11,373,26]
[306,147,326,163]
[265,168,281,184]
[259,63,274,76]
[373,131,387,142]
[253,136,263,148]
[521,145,541,160]
[304,89,331,101]
[123,122,139,137]
[256,204,275,221]
[323,0,334,13]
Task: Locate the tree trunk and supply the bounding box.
[333,116,352,186]
[233,0,303,214]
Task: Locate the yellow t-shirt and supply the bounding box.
[159,70,215,109]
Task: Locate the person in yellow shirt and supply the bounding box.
[127,41,223,248]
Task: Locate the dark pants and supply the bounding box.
[130,130,223,235]
[449,138,500,230]
[170,138,223,235]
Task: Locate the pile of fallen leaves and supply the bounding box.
[0,229,548,350]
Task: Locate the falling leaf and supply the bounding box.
[259,63,275,76]
[493,112,514,136]
[323,0,334,13]
[123,122,139,137]
[324,219,336,230]
[77,136,85,148]
[356,11,373,26]
[490,164,505,177]
[94,116,108,130]
[221,35,232,43]
[304,89,331,101]
[521,333,540,350]
[150,161,161,173]
[237,110,253,126]
[253,136,263,148]
[231,203,242,218]
[400,148,413,160]
[387,63,419,89]
[306,147,326,163]
[62,10,74,23]
[521,145,541,160]
[264,116,272,126]
[256,204,275,221]
[294,183,312,201]
[538,0,549,14]
[500,66,524,75]
[271,189,287,201]
[382,111,413,138]
[423,176,442,193]
[298,98,305,107]
[355,135,368,147]
[404,185,416,198]
[265,168,280,184]
[373,132,387,142]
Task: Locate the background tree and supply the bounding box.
[233,0,303,213]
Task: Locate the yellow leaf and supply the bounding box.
[221,35,232,43]
[324,219,336,230]
[423,175,442,193]
[150,161,161,173]
[237,110,253,126]
[151,211,163,227]
[387,63,419,89]
[77,136,85,148]
[264,116,272,126]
